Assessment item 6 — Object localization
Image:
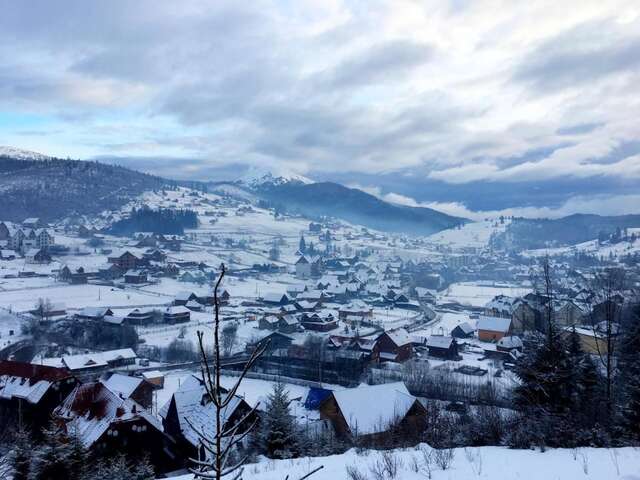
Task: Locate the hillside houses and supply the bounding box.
[0,220,54,253]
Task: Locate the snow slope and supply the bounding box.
[170,444,640,480]
[0,146,51,161]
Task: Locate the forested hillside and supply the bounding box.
[0,154,166,222]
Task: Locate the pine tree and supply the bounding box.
[11,428,32,480]
[31,426,73,480]
[299,235,306,254]
[67,427,87,480]
[260,382,298,459]
[617,305,640,440]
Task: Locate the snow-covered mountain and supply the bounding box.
[239,167,312,189]
[0,146,51,161]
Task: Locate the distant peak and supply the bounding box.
[239,166,312,188]
[0,146,52,161]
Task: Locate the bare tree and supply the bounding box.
[587,267,625,416]
[189,265,323,480]
[221,323,238,357]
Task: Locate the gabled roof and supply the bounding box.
[453,321,474,335]
[101,373,144,399]
[426,335,455,349]
[161,376,246,448]
[55,382,159,448]
[328,382,417,436]
[383,328,412,347]
[0,361,73,404]
[477,316,512,333]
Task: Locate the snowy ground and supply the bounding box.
[171,444,640,480]
[439,282,530,308]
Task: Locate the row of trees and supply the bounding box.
[10,427,154,480]
[512,261,640,448]
[109,207,198,236]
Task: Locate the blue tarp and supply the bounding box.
[304,387,333,410]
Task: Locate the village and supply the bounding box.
[0,186,639,477]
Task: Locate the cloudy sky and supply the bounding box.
[1,0,639,218]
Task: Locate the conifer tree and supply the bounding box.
[617,305,640,440]
[31,426,73,480]
[11,428,32,480]
[260,382,298,459]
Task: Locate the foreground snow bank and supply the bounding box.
[170,444,640,479]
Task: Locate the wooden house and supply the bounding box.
[54,382,176,473]
[0,361,78,430]
[319,382,426,444]
[372,329,413,363]
[477,316,512,342]
[160,374,255,463]
[164,306,191,324]
[426,336,459,359]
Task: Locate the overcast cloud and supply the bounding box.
[1,0,639,216]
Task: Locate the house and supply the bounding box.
[496,336,523,353]
[159,374,256,462]
[142,371,165,389]
[564,327,612,355]
[261,292,290,306]
[42,348,138,376]
[22,217,44,229]
[174,291,198,306]
[426,336,459,359]
[76,307,114,321]
[25,248,51,264]
[451,322,474,339]
[247,331,294,353]
[259,315,280,331]
[0,361,78,430]
[54,382,175,473]
[101,373,154,409]
[555,300,586,327]
[277,315,300,334]
[295,255,322,279]
[124,308,155,326]
[124,269,147,284]
[108,251,141,270]
[0,249,16,260]
[164,306,191,323]
[372,329,413,363]
[477,316,512,342]
[185,299,203,311]
[295,255,312,279]
[98,263,123,281]
[301,312,339,332]
[319,382,427,444]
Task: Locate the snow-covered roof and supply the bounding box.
[453,321,474,334]
[427,335,455,349]
[162,375,247,448]
[54,382,160,448]
[0,361,72,405]
[497,336,523,349]
[59,348,137,371]
[330,382,417,436]
[384,328,412,347]
[477,316,512,333]
[101,373,144,398]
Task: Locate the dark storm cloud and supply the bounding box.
[514,20,640,92]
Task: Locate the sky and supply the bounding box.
[1,0,640,219]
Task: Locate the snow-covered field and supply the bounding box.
[439,282,530,308]
[172,445,640,480]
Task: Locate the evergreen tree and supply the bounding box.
[299,235,306,254]
[31,426,73,480]
[260,382,298,458]
[513,331,575,447]
[11,428,32,480]
[67,427,88,480]
[617,306,640,440]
